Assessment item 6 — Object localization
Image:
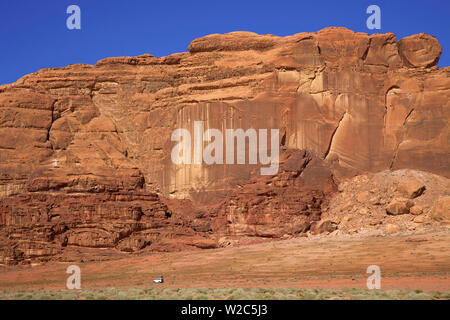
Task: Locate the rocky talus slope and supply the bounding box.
[323,169,450,237]
[0,27,448,264]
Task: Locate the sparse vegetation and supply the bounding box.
[0,287,448,300]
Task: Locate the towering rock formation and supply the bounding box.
[0,27,448,264]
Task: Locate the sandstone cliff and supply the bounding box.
[0,27,448,264]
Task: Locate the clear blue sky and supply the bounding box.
[0,0,449,85]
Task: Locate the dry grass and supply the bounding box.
[0,287,448,300]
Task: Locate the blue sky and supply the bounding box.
[0,0,449,85]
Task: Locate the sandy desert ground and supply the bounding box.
[0,230,448,299]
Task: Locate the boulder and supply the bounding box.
[310,220,337,235]
[397,179,426,199]
[356,191,371,203]
[429,196,450,221]
[414,216,425,224]
[398,33,441,68]
[409,206,423,215]
[386,198,414,215]
[385,224,401,235]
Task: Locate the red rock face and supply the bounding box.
[0,27,448,264]
[211,149,337,239]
